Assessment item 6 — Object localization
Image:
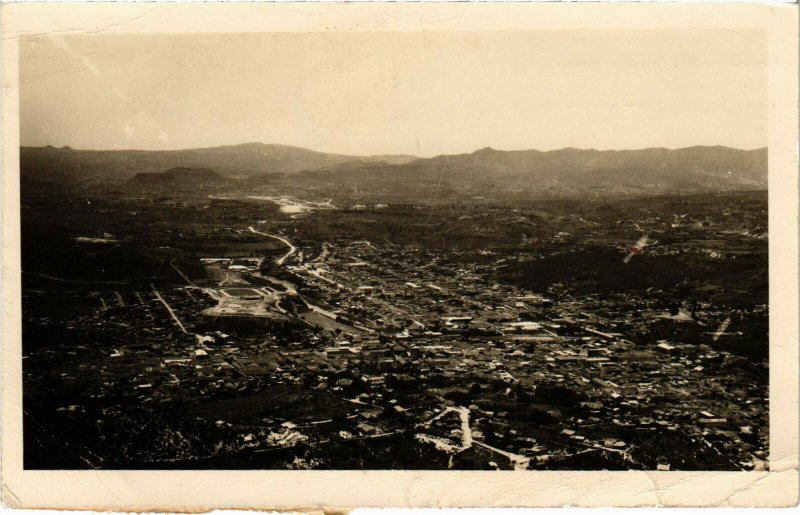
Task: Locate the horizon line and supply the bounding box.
[20,141,769,158]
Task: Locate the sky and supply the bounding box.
[20,30,767,156]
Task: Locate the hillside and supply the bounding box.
[19,143,418,186]
[292,146,767,197]
[121,167,235,194]
[21,143,766,198]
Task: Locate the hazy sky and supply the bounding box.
[20,30,767,156]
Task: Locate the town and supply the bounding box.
[22,190,768,470]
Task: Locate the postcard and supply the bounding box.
[1,1,797,509]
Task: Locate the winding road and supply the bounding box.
[248,226,296,266]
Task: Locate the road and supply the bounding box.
[170,259,197,287]
[248,226,296,266]
[150,283,188,333]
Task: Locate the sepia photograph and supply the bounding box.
[1,1,798,509]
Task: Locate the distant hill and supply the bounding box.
[294,146,767,196]
[21,143,766,197]
[121,167,235,194]
[19,143,418,186]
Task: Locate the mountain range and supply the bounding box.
[20,143,767,197]
[20,143,417,185]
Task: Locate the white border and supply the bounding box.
[1,2,797,509]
